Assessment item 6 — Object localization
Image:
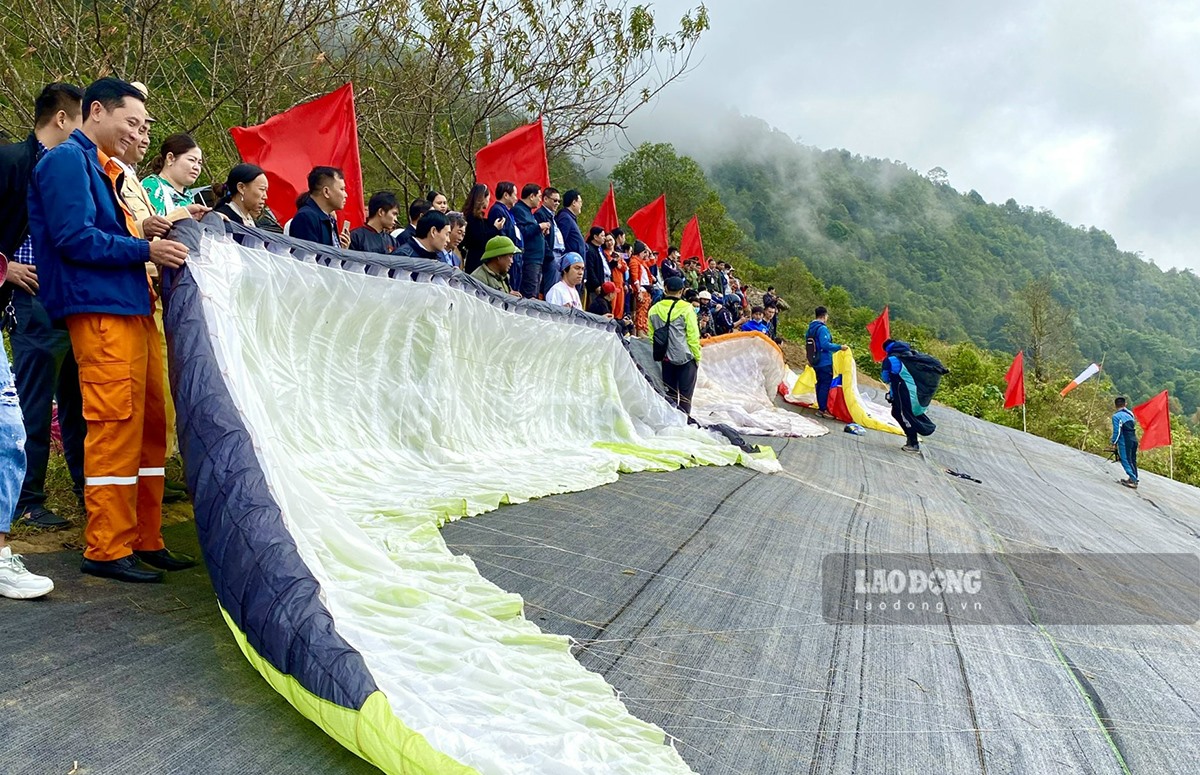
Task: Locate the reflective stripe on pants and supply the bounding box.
[67,313,167,561]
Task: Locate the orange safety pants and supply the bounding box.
[66,313,166,561]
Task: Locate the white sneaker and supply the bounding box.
[0,546,54,599]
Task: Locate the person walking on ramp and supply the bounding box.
[1111,397,1139,489]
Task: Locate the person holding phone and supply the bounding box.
[289,166,348,248]
[487,182,523,291]
[461,183,495,273]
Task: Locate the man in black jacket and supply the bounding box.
[0,83,85,530]
[512,184,548,298]
[538,187,561,297]
[290,167,349,248]
[349,191,399,254]
[583,226,607,308]
[394,210,451,261]
[391,198,431,245]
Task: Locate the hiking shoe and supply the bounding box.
[17,505,71,530]
[1120,479,1139,489]
[901,444,921,454]
[0,546,54,599]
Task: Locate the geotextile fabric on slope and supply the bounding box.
[162,219,777,775]
[694,332,827,437]
[784,349,902,435]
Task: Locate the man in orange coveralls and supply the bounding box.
[26,77,196,583]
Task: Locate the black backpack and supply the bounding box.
[653,300,681,362]
[895,349,949,407]
[805,321,825,367]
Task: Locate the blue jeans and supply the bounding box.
[0,346,28,534]
[815,365,834,411]
[1118,439,1138,483]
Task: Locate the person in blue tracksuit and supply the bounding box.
[806,306,848,418]
[1111,397,1139,489]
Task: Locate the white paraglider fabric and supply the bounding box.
[188,233,782,774]
[693,333,828,438]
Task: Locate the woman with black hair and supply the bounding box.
[461,183,504,273]
[142,133,203,215]
[426,190,449,213]
[213,163,268,227]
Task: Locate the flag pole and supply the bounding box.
[1022,402,1027,434]
[1170,442,1175,480]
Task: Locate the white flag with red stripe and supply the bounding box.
[1060,363,1100,396]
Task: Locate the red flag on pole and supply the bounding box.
[866,306,891,362]
[627,195,668,261]
[592,183,619,232]
[679,215,707,270]
[1003,351,1026,409]
[1133,390,1172,451]
[474,118,549,198]
[230,83,365,230]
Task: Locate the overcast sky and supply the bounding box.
[621,0,1200,272]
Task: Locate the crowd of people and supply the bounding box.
[0,76,803,599]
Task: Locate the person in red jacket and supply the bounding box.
[27,77,194,583]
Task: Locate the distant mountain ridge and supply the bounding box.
[693,114,1200,413]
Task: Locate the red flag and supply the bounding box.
[230,83,365,230]
[679,215,707,270]
[866,306,891,362]
[1133,390,1172,451]
[592,183,619,232]
[627,195,668,261]
[474,118,549,198]
[1003,351,1025,409]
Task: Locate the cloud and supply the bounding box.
[621,0,1200,270]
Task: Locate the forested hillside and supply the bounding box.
[693,115,1200,414]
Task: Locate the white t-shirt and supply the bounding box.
[546,281,582,309]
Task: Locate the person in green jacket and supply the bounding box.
[649,276,702,415]
[471,236,521,296]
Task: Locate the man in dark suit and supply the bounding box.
[537,187,562,297]
[487,182,522,291]
[289,167,350,248]
[583,226,608,308]
[512,184,548,298]
[554,189,586,271]
[0,82,86,531]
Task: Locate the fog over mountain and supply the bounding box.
[614,0,1200,272]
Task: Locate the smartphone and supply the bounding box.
[342,220,351,233]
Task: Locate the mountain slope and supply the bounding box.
[696,115,1200,413]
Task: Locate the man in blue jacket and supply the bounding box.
[27,77,193,584]
[487,182,523,292]
[512,184,547,298]
[1111,397,1139,489]
[806,306,848,419]
[555,190,586,261]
